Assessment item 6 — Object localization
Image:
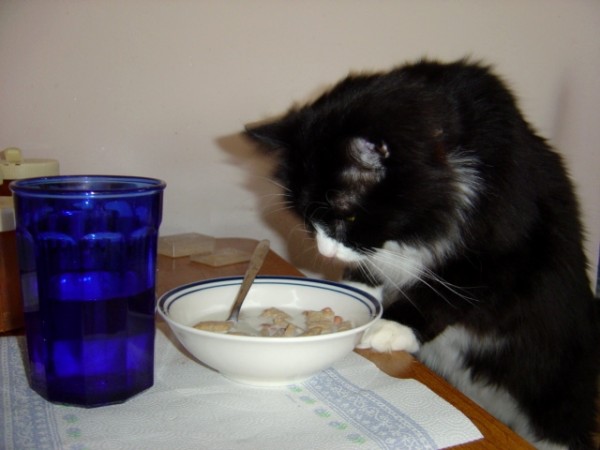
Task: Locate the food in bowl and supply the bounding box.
[157,276,382,386]
[193,306,353,337]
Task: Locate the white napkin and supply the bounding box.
[1,324,482,450]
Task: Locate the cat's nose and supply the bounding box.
[315,227,339,258]
[314,225,364,263]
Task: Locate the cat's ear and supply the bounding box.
[347,137,390,170]
[244,118,291,152]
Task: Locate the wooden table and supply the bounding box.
[156,238,533,449]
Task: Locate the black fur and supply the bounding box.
[245,59,599,449]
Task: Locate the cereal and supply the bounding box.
[193,320,234,333]
[192,307,353,337]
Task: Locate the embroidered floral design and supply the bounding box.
[65,427,81,438]
[329,421,348,430]
[314,407,331,418]
[62,414,78,424]
[299,395,316,404]
[347,433,367,444]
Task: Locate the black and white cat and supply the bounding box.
[245,59,599,449]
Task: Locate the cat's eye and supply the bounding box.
[345,215,356,223]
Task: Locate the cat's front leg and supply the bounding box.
[342,280,421,353]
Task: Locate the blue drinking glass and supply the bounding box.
[11,175,166,407]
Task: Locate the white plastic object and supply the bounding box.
[0,147,59,180]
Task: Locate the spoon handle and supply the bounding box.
[227,239,271,322]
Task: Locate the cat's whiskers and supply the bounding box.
[363,246,478,307]
[259,191,295,216]
[354,252,424,312]
[354,259,380,286]
[287,222,310,240]
[363,248,451,307]
[261,202,295,216]
[256,176,292,194]
[261,191,291,201]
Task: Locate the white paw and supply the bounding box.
[357,319,420,353]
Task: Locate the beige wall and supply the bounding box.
[1,0,598,285]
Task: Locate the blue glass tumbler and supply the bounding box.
[10,175,166,407]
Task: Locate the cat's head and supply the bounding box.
[245,65,481,266]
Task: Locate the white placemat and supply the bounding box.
[1,324,482,450]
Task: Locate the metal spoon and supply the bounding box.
[226,239,270,322]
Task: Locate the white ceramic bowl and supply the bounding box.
[157,276,382,386]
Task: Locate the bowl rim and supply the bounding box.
[156,275,383,343]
